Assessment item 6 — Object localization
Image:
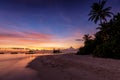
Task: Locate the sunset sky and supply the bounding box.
[0,0,120,50]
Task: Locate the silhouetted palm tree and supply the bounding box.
[88,0,113,24]
[83,34,92,42]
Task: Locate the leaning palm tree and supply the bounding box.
[88,0,113,24]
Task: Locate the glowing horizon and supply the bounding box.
[0,29,83,50]
[0,0,119,50]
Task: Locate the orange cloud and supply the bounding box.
[0,30,54,48]
[0,29,84,49]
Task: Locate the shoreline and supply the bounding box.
[27,53,120,80]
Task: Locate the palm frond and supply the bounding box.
[103,7,111,12]
[94,16,99,24]
[88,0,112,24]
[100,0,107,9]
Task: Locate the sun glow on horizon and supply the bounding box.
[0,42,82,50]
[0,29,84,50]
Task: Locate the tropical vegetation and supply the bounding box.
[88,0,113,24]
[77,0,120,59]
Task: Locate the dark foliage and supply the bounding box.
[77,0,120,59]
[78,12,120,59]
[88,0,113,24]
[77,35,96,55]
[93,13,120,58]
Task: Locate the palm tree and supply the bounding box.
[88,0,113,24]
[83,34,92,42]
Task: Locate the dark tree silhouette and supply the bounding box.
[88,0,113,24]
[78,0,120,59]
[83,34,92,42]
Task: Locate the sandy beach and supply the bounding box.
[27,53,120,80]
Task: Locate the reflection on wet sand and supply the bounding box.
[0,54,41,80]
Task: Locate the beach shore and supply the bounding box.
[27,53,120,80]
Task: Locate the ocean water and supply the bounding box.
[0,54,41,80]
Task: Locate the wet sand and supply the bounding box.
[0,54,41,80]
[28,53,120,80]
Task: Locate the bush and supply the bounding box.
[77,40,96,55]
[93,43,112,57]
[93,41,120,59]
[77,46,91,55]
[77,13,120,59]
